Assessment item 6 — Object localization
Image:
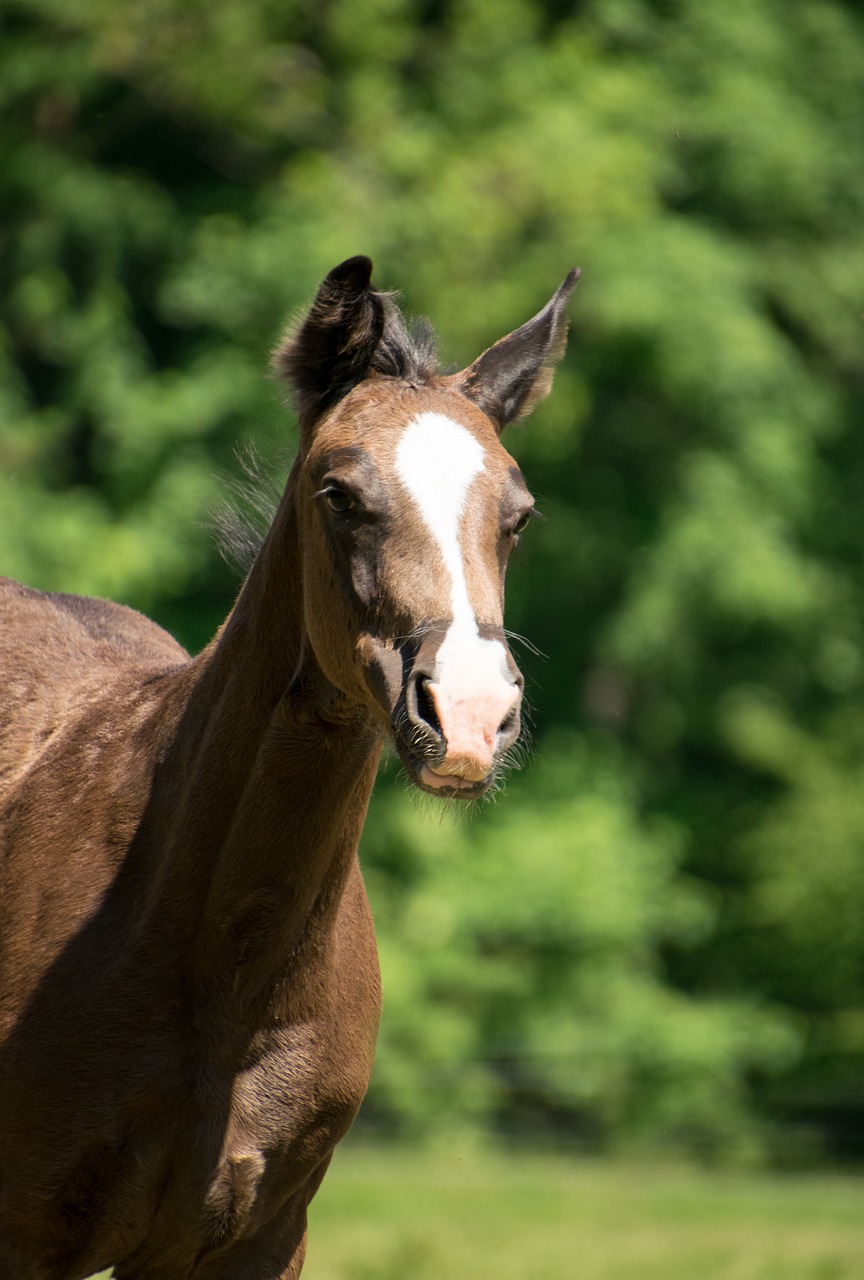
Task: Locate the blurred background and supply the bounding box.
[2,0,864,1181]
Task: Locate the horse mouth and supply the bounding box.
[418,763,493,798]
[392,736,496,799]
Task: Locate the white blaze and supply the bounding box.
[395,412,484,629]
[395,412,518,780]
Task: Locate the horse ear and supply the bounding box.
[454,269,580,431]
[272,256,386,425]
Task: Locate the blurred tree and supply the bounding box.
[2,0,863,1157]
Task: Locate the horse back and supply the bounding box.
[0,577,190,1026]
[0,577,187,787]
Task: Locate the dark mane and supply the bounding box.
[212,445,282,574]
[369,299,439,383]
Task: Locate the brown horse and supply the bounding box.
[0,257,577,1280]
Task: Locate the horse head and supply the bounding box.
[273,256,578,797]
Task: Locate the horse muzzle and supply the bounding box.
[395,628,523,797]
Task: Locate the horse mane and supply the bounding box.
[212,445,283,573]
[369,298,439,384]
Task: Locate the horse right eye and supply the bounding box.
[324,487,357,515]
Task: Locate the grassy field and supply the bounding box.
[89,1145,864,1280]
[305,1145,864,1280]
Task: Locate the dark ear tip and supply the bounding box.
[560,267,581,296]
[326,255,374,291]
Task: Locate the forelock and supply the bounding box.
[370,302,439,384]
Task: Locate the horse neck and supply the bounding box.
[130,462,382,1013]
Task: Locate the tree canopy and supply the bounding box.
[2,0,864,1159]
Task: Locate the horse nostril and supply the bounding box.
[403,672,444,754]
[498,703,520,738]
[414,676,442,738]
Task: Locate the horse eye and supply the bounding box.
[512,511,532,536]
[324,487,356,515]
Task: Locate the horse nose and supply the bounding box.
[405,663,522,787]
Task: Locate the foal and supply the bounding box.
[0,257,577,1279]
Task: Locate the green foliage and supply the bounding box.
[362,745,797,1155]
[2,0,864,1157]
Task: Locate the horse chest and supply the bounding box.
[59,1013,377,1277]
[202,1025,372,1232]
[193,932,381,1221]
[236,1014,376,1161]
[13,916,381,1276]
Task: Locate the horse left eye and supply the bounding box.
[512,511,532,536]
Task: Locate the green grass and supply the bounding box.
[304,1145,864,1280]
[88,1145,864,1280]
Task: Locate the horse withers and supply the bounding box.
[0,257,578,1279]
